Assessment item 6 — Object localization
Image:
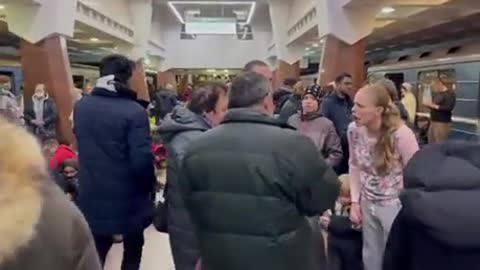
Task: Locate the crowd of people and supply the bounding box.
[0,52,472,270]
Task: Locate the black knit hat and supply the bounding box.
[303,84,322,102]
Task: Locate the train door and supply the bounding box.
[385,72,404,98]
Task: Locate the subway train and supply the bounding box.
[368,49,480,142]
[299,46,480,142]
[0,59,158,97]
[0,58,100,95]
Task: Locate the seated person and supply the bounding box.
[54,159,79,201]
[49,139,77,170]
[320,174,362,270]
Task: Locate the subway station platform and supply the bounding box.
[105,227,174,270]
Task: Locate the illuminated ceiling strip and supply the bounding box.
[246,2,256,24]
[167,1,256,25]
[168,2,185,24]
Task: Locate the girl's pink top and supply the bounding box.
[348,122,419,204]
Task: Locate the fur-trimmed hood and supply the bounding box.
[0,117,101,270]
[0,117,44,264]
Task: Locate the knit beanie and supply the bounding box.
[303,84,322,102]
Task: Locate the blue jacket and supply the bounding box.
[321,92,353,174]
[73,87,156,235]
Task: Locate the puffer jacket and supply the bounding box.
[384,142,480,270]
[288,112,343,168]
[278,94,301,123]
[158,106,211,270]
[73,87,156,235]
[181,108,340,270]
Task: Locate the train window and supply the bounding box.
[72,75,85,89]
[419,51,432,58]
[417,69,457,113]
[447,46,461,55]
[0,71,15,94]
[385,73,404,94]
[398,55,410,62]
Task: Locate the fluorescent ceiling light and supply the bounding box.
[381,7,395,14]
[224,69,229,73]
[168,2,185,24]
[0,5,5,10]
[90,37,99,42]
[312,43,319,48]
[305,47,310,51]
[246,2,256,24]
[168,1,256,25]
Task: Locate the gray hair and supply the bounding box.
[229,71,270,109]
[243,60,268,72]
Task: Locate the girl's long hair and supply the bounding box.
[368,83,402,176]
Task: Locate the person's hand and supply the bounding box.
[319,215,331,229]
[422,100,432,107]
[422,100,438,109]
[350,202,362,225]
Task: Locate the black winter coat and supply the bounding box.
[384,142,480,270]
[181,108,340,270]
[328,215,363,270]
[73,87,156,235]
[151,89,178,122]
[158,107,211,270]
[24,97,58,140]
[278,94,301,123]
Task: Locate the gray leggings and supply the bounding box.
[361,200,401,270]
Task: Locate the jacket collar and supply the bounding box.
[301,111,323,121]
[91,87,137,101]
[222,108,294,129]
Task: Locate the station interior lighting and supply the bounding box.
[381,7,395,14]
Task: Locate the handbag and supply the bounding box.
[153,183,168,233]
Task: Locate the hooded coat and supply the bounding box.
[158,107,211,270]
[383,142,480,270]
[0,117,101,270]
[73,87,156,235]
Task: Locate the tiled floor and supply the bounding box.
[105,171,174,270]
[105,226,175,270]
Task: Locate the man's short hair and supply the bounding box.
[188,82,228,114]
[335,72,352,84]
[283,78,297,87]
[243,60,269,72]
[99,54,136,84]
[229,72,270,109]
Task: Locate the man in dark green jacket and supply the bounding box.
[181,71,340,270]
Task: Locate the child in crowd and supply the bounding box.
[49,139,77,170]
[54,159,80,201]
[320,174,363,270]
